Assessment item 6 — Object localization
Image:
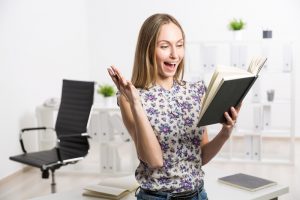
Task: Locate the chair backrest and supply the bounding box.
[55,79,94,159]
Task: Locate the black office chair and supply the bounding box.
[9,79,94,193]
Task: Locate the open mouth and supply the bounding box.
[164,62,177,69]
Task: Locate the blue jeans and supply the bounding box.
[135,185,208,200]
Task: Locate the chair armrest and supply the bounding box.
[19,127,55,153]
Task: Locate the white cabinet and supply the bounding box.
[186,40,295,164]
[89,106,139,174]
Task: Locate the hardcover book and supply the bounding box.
[197,57,267,127]
[82,175,139,200]
[218,173,277,192]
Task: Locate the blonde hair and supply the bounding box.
[131,13,185,89]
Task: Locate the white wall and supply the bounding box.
[1,0,299,180]
[0,0,90,180]
[87,0,300,81]
[87,0,300,133]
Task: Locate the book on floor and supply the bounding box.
[218,173,277,192]
[82,175,139,200]
[197,57,267,127]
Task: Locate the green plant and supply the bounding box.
[228,18,246,31]
[97,84,116,97]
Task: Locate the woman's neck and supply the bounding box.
[156,78,174,90]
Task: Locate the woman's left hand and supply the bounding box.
[221,103,242,137]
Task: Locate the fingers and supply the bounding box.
[224,107,238,127]
[107,68,120,90]
[224,112,235,126]
[106,66,139,105]
[107,66,128,87]
[230,106,238,120]
[107,66,133,101]
[110,66,127,85]
[107,66,120,82]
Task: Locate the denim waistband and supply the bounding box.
[136,180,204,200]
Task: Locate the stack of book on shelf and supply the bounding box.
[197,57,267,127]
[218,173,277,192]
[82,175,139,199]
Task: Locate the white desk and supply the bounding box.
[30,174,288,200]
[202,167,289,200]
[205,176,288,200]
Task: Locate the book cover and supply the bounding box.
[197,57,267,127]
[82,175,139,200]
[218,173,277,192]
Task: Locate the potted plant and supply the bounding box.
[228,18,246,40]
[97,84,116,107]
[97,84,116,97]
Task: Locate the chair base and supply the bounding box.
[42,170,49,178]
[41,169,56,193]
[51,170,56,193]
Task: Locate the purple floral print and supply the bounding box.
[135,81,206,192]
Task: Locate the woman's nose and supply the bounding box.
[170,47,178,59]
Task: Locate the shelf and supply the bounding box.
[260,130,293,136]
[251,100,291,105]
[212,158,293,165]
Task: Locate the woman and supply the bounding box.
[108,13,240,200]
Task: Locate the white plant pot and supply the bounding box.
[102,96,116,107]
[232,30,243,41]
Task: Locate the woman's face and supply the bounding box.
[155,22,184,81]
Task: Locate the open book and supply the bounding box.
[82,175,139,200]
[218,173,277,192]
[197,57,267,127]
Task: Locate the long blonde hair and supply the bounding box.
[131,13,185,89]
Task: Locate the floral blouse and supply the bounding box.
[135,80,206,193]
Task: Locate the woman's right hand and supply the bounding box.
[107,66,141,105]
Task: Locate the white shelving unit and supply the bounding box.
[186,40,295,164]
[91,106,138,174]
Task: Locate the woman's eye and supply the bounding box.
[161,45,168,49]
[177,44,184,48]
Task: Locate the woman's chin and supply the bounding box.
[163,68,177,76]
[161,72,176,79]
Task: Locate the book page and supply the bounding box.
[202,66,248,105]
[83,175,139,199]
[84,185,127,196]
[247,57,267,75]
[83,189,130,200]
[200,75,223,118]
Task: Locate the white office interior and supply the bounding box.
[1,0,300,199]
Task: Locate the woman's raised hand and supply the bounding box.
[107,66,140,105]
[107,66,123,91]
